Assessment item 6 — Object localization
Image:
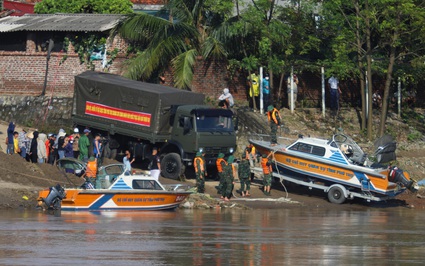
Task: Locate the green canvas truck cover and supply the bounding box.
[73,71,205,139]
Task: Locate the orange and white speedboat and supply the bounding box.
[38,162,191,211]
[250,134,417,204]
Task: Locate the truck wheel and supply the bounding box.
[327,186,346,204]
[161,153,182,180]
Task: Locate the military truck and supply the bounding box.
[72,71,236,179]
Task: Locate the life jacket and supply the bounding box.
[194,157,205,173]
[261,157,272,174]
[45,139,50,158]
[216,158,228,173]
[267,108,280,125]
[231,163,236,177]
[86,160,98,178]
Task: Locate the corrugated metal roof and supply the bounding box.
[0,13,125,32]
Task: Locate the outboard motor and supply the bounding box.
[389,166,416,192]
[42,184,66,210]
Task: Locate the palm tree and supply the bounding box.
[116,0,229,90]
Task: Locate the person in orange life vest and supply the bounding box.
[261,153,273,196]
[215,152,228,196]
[86,156,98,186]
[267,105,281,146]
[194,152,206,193]
[245,143,259,167]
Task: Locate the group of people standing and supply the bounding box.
[5,123,103,166]
[193,144,275,200]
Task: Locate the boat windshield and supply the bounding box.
[195,115,234,132]
[133,180,163,190]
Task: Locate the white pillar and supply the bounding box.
[321,67,325,117]
[365,70,368,119]
[260,66,264,114]
[290,66,294,113]
[397,77,401,117]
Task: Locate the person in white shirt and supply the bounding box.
[328,76,341,114]
[218,88,234,109]
[123,150,135,173]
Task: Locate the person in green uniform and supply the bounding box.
[238,153,251,197]
[193,152,206,193]
[78,129,91,163]
[222,155,235,201]
[215,153,227,196]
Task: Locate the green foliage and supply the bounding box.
[62,34,109,69]
[117,0,232,89]
[34,0,133,14]
[407,129,422,142]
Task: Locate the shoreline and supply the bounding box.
[0,120,424,211]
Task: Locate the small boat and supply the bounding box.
[250,134,417,204]
[38,160,192,211]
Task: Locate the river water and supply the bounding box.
[1,207,424,265]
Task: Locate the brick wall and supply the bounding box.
[0,33,126,97]
[162,58,249,105]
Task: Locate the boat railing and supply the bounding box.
[249,133,297,146]
[164,184,192,192]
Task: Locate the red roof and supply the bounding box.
[4,1,35,16]
[24,0,165,4]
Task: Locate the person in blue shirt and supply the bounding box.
[262,76,270,113]
[123,150,135,173]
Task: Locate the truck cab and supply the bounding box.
[160,105,236,179]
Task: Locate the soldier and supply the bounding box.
[193,152,206,193]
[267,105,281,146]
[238,153,251,197]
[222,155,235,201]
[261,153,273,196]
[215,153,228,196]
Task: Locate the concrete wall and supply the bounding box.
[0,95,73,128]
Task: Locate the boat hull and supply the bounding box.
[38,189,191,211]
[253,141,405,198]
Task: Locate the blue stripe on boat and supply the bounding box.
[89,194,115,209]
[328,151,348,165]
[111,179,132,190]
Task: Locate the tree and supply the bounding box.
[321,0,425,139]
[374,0,425,136]
[116,0,233,89]
[34,0,133,70]
[34,0,133,14]
[217,0,320,109]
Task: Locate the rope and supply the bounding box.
[270,149,289,199]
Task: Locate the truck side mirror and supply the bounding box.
[183,117,191,134]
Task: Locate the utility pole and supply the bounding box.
[41,39,54,96]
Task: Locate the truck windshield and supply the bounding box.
[195,115,234,132]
